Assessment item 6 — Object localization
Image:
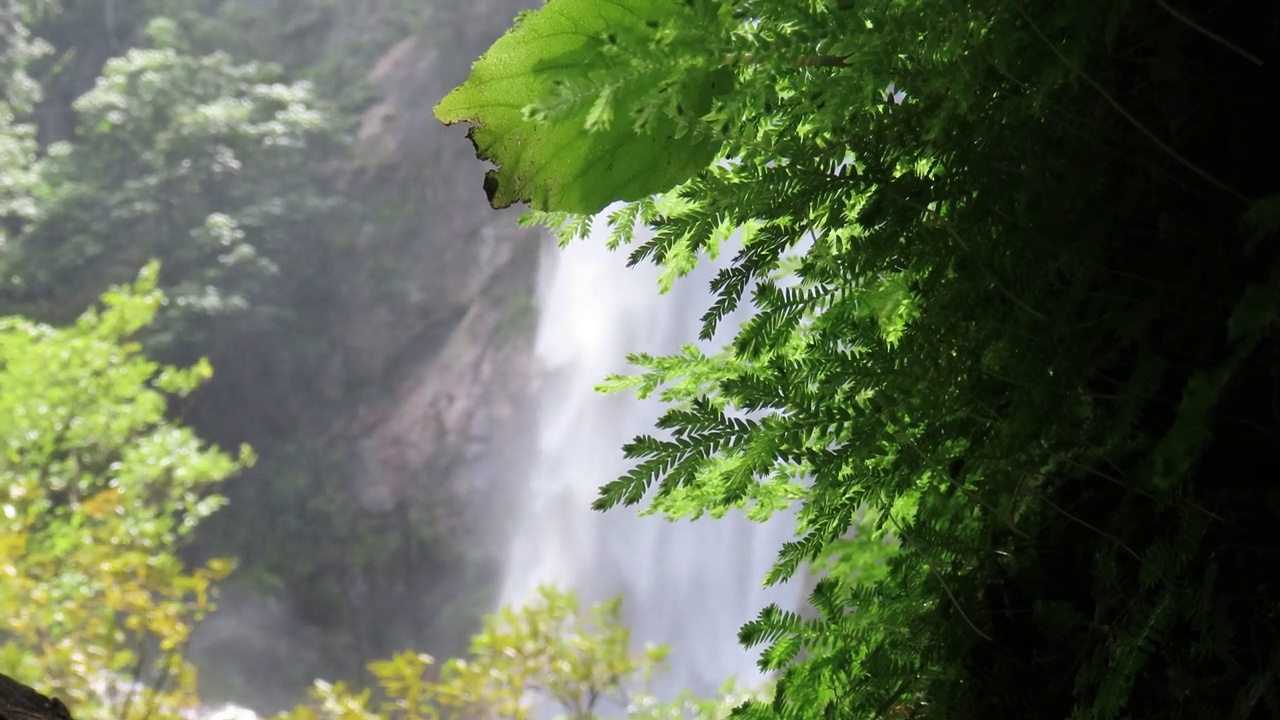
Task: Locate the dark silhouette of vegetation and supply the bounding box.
[441,0,1280,717]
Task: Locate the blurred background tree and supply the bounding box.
[1,34,346,352]
[277,586,763,720]
[0,264,250,719]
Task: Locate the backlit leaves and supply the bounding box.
[434,0,731,214]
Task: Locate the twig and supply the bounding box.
[1157,0,1264,67]
[888,514,994,642]
[1035,489,1144,564]
[892,429,1031,540]
[1016,6,1250,204]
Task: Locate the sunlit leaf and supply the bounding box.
[434,0,730,213]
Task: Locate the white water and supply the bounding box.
[500,220,801,699]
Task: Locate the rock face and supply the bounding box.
[188,2,544,710]
[336,28,540,522]
[0,674,72,720]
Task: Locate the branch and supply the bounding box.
[1157,0,1264,67]
[1016,6,1250,204]
[887,515,993,642]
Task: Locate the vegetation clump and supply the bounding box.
[440,0,1280,717]
[280,586,758,720]
[0,265,248,718]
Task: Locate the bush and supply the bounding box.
[0,263,251,719]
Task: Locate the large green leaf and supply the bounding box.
[433,0,728,214]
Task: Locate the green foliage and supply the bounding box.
[432,586,667,719]
[8,0,516,703]
[0,0,51,244]
[1,42,343,344]
[447,0,1280,718]
[433,0,731,214]
[0,109,40,233]
[143,0,427,112]
[0,263,250,718]
[279,586,756,720]
[0,0,53,111]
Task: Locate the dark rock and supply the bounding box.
[0,674,73,720]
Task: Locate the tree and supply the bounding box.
[0,0,52,111]
[1,15,351,459]
[438,0,1280,718]
[0,263,251,719]
[279,586,759,720]
[0,0,51,249]
[0,33,344,348]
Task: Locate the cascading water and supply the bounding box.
[500,219,802,699]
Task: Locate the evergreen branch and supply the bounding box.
[890,429,1031,540]
[887,515,993,642]
[872,181,1051,321]
[723,53,850,68]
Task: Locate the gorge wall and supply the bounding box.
[178,1,543,709]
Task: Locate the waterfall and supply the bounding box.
[499,218,801,700]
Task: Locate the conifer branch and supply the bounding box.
[888,515,993,642]
[723,53,849,68]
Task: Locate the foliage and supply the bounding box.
[143,0,427,113]
[0,263,251,719]
[0,0,53,111]
[278,586,757,720]
[433,0,730,214]
[0,104,40,237]
[0,42,344,345]
[444,0,1280,718]
[0,0,51,246]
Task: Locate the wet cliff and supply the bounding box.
[176,2,542,710]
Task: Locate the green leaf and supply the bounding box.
[433,0,730,214]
